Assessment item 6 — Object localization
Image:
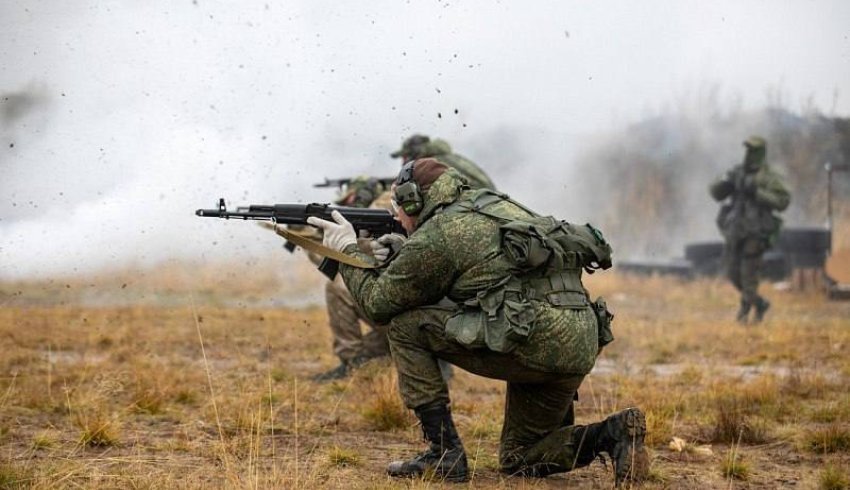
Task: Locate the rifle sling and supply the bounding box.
[266,223,379,270]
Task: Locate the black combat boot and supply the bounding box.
[387,404,468,482]
[736,299,751,324]
[310,362,349,382]
[570,408,647,486]
[311,355,376,382]
[753,297,770,323]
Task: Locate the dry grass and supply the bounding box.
[820,463,850,490]
[1,264,849,488]
[359,368,414,432]
[711,394,772,444]
[805,424,850,454]
[719,447,750,481]
[327,445,361,467]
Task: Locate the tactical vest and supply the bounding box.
[716,167,785,246]
[440,190,614,353]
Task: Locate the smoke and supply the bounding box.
[2,1,849,279]
[570,91,850,260]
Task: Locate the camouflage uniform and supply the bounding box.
[391,134,497,190]
[315,178,390,380]
[710,136,790,323]
[324,276,388,364]
[340,169,641,478]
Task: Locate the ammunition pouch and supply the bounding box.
[716,204,734,234]
[591,296,614,354]
[445,277,532,353]
[445,271,587,353]
[763,214,783,246]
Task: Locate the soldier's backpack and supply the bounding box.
[447,189,613,275]
[443,190,615,353]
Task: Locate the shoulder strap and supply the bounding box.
[442,189,538,221]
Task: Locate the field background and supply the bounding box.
[1,245,849,489]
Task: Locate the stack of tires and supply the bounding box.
[683,227,831,281]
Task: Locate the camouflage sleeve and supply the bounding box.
[755,171,790,212]
[709,171,735,201]
[339,227,455,324]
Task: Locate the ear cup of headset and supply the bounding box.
[394,161,424,215]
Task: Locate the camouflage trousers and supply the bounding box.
[325,277,389,363]
[725,237,765,305]
[388,306,588,473]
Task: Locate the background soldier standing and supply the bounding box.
[390,134,497,190]
[710,136,791,323]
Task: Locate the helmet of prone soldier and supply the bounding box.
[392,158,448,216]
[390,134,431,161]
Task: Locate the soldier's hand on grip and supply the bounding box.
[370,233,406,263]
[306,211,357,252]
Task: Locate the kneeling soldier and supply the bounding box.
[309,159,647,485]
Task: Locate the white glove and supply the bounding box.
[370,233,407,263]
[306,210,357,252]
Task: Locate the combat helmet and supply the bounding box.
[390,134,431,160]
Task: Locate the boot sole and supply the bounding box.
[387,463,469,483]
[613,408,647,486]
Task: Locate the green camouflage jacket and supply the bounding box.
[709,161,790,242]
[340,169,598,374]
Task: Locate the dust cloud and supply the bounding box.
[2,1,849,279]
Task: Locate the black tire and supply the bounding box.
[762,251,789,281]
[684,241,725,263]
[778,227,832,268]
[778,227,832,254]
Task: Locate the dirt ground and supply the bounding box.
[1,262,849,489]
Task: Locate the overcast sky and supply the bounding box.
[1,0,849,279]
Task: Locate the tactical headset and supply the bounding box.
[393,160,424,215]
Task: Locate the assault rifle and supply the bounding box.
[314,176,397,189]
[196,198,403,278]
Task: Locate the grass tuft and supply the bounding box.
[820,463,850,490]
[720,449,749,481]
[270,368,289,383]
[0,461,33,489]
[31,430,57,450]
[327,445,361,467]
[712,395,770,444]
[467,414,501,440]
[174,389,197,405]
[132,387,166,415]
[645,406,676,447]
[805,424,850,454]
[75,410,120,447]
[360,370,412,431]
